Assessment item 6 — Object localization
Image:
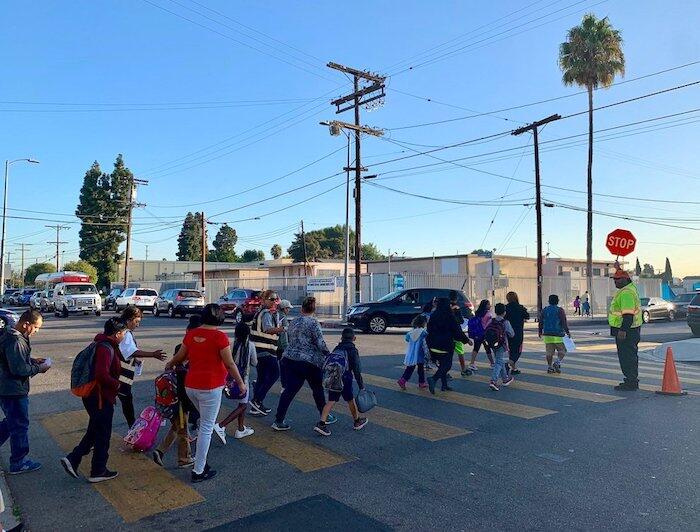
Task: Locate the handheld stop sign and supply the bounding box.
[606,229,636,258]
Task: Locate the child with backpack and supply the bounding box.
[315,328,367,436]
[61,318,126,483]
[397,314,429,390]
[466,299,494,374]
[213,321,258,444]
[483,303,515,391]
[538,294,571,374]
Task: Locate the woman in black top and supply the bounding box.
[505,291,530,374]
[426,298,470,395]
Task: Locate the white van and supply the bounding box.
[45,272,102,318]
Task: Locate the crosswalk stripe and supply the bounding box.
[579,352,700,377]
[523,341,659,352]
[218,409,353,473]
[269,385,469,441]
[363,374,556,419]
[42,410,204,523]
[516,356,700,385]
[503,369,700,396]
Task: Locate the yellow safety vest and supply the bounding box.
[608,282,642,329]
[250,309,279,355]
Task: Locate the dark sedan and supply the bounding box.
[0,308,20,330]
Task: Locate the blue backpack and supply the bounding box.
[467,316,485,339]
[541,306,563,336]
[322,348,348,393]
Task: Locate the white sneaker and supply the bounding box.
[468,364,478,372]
[213,423,227,445]
[234,426,255,439]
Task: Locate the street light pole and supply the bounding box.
[1,158,39,295]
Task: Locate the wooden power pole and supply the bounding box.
[46,225,70,271]
[200,212,208,300]
[327,62,385,303]
[122,177,148,289]
[512,114,561,320]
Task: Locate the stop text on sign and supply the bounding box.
[605,229,636,257]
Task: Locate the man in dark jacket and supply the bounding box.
[426,298,470,395]
[61,318,125,483]
[0,309,50,474]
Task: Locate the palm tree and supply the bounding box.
[559,14,625,300]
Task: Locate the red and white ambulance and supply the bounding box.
[39,271,102,318]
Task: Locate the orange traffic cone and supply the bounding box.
[655,347,687,396]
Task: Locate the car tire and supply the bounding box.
[642,311,650,324]
[168,305,176,319]
[233,309,243,324]
[95,311,101,317]
[668,310,676,321]
[0,317,7,330]
[368,314,388,334]
[62,306,69,319]
[691,326,700,338]
[153,304,160,317]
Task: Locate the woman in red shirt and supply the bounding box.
[166,304,245,483]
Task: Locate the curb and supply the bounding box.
[0,470,23,531]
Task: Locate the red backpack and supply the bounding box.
[154,370,179,418]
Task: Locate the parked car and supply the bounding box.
[669,292,697,319]
[687,293,700,337]
[640,297,677,323]
[217,288,262,323]
[2,289,19,306]
[347,288,474,334]
[153,289,205,318]
[115,288,159,312]
[29,291,44,310]
[104,288,123,311]
[16,289,38,306]
[40,289,55,312]
[0,308,20,330]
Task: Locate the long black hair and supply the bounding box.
[431,297,453,322]
[475,299,490,318]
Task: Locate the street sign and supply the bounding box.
[306,277,337,292]
[605,229,636,257]
[393,274,405,290]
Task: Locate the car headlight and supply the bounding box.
[67,300,75,307]
[349,306,369,316]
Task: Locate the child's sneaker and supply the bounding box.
[418,382,428,389]
[314,421,331,436]
[468,364,478,372]
[353,417,368,430]
[489,381,500,391]
[547,366,556,374]
[397,377,407,390]
[502,376,515,387]
[460,368,472,377]
[553,360,562,373]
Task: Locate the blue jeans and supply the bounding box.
[253,355,280,404]
[0,396,30,468]
[491,348,509,383]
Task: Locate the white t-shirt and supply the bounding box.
[119,330,138,361]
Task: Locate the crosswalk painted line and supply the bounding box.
[523,340,660,352]
[516,356,700,385]
[509,365,700,396]
[578,352,700,377]
[363,374,556,419]
[42,410,204,523]
[218,409,354,473]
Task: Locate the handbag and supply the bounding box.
[563,335,576,353]
[355,388,377,413]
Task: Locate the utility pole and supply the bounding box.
[512,114,561,320]
[46,225,70,271]
[300,220,309,276]
[200,212,207,299]
[5,251,11,286]
[327,62,386,303]
[15,243,33,286]
[145,245,149,261]
[123,177,148,290]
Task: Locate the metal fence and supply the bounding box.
[121,272,661,317]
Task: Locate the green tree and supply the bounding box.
[209,224,237,262]
[25,263,56,285]
[270,244,282,259]
[361,243,384,261]
[470,249,494,257]
[634,258,642,277]
[177,212,207,261]
[641,263,655,277]
[287,225,382,262]
[63,260,98,283]
[559,14,625,300]
[239,249,265,262]
[663,257,673,282]
[76,156,131,288]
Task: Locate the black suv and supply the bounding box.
[347,288,473,334]
[687,292,700,337]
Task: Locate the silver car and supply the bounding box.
[153,289,205,318]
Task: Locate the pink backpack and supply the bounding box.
[124,406,162,452]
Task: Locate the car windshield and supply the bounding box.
[640,298,650,306]
[691,294,700,306]
[64,284,97,295]
[672,294,695,303]
[377,290,403,303]
[136,289,157,296]
[179,290,201,298]
[250,291,261,298]
[110,289,122,296]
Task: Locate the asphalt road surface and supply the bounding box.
[2,311,698,531]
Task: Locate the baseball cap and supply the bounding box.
[278,299,293,310]
[611,268,631,280]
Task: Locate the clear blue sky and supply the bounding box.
[2,0,699,276]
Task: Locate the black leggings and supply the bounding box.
[118,385,135,428]
[402,364,425,383]
[431,352,454,389]
[507,331,524,363]
[275,358,326,423]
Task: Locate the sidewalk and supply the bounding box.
[0,469,22,531]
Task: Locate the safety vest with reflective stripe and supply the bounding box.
[250,309,278,355]
[608,282,642,329]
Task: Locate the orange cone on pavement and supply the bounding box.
[655,346,687,396]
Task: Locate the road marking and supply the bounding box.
[283,387,470,441]
[363,374,556,419]
[516,356,700,385]
[523,341,659,352]
[42,410,204,523]
[219,409,353,473]
[570,352,700,377]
